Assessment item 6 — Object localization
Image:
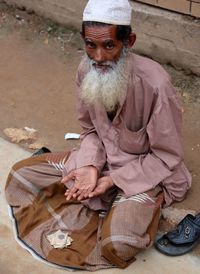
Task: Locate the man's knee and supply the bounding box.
[101,238,139,268]
[100,196,162,268]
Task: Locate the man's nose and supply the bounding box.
[94,48,105,63]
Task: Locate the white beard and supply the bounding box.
[80,48,129,112]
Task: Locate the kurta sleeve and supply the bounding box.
[110,80,185,197]
[64,66,106,173]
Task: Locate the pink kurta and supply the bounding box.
[64,53,191,209]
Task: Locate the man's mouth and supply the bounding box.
[93,63,112,71]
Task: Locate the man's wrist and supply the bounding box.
[106,176,114,187]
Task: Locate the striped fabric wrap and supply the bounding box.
[5,152,163,270]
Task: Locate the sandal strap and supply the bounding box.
[166,214,200,245]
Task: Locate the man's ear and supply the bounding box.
[128,33,136,48]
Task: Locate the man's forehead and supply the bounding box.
[84,25,118,41]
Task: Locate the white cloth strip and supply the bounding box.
[48,160,64,171]
[44,200,68,230]
[11,169,40,194]
[139,193,155,203]
[48,161,57,170]
[52,162,60,171]
[102,235,138,247]
[55,163,63,171]
[112,193,155,207]
[61,157,67,166]
[58,160,65,170]
[112,196,145,206]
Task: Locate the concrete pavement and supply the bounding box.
[0,137,200,274]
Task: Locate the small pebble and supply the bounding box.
[16,14,23,21]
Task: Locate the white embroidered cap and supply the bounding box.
[83,0,132,26]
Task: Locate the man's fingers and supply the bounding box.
[88,191,97,198]
[73,187,95,201]
[65,186,78,200]
[76,188,86,195]
[88,187,103,198]
[77,190,88,201]
[64,188,75,196]
[66,193,75,200]
[65,189,70,195]
[61,171,75,184]
[72,193,78,199]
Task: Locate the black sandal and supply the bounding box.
[154,213,200,256]
[32,147,51,156]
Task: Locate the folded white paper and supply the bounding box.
[64,133,80,140]
[47,230,73,249]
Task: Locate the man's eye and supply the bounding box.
[105,43,114,50]
[85,41,96,49]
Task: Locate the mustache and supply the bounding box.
[91,60,114,67]
[87,47,129,70]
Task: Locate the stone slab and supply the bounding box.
[158,0,190,14]
[191,2,200,17]
[132,2,200,76]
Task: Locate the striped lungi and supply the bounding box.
[5,152,163,271]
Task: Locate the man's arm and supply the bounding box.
[62,66,106,200]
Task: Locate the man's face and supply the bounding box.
[82,25,124,72]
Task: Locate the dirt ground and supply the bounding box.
[0,2,200,216]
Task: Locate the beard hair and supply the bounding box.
[80,47,129,113]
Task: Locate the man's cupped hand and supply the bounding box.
[88,176,114,198]
[61,167,114,201]
[61,166,98,201]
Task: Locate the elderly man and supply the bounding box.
[5,0,191,271]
